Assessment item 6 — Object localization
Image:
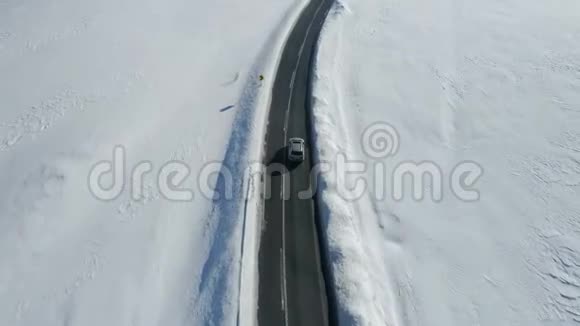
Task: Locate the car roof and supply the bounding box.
[291,142,303,152]
[289,138,304,143]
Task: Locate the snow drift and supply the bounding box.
[311,0,580,325]
[0,0,307,325]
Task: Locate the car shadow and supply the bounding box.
[267,146,301,176]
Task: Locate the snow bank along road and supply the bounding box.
[311,0,580,325]
[0,0,316,325]
[258,0,334,325]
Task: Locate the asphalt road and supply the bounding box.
[257,0,334,325]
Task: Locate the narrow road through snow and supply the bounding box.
[257,0,334,325]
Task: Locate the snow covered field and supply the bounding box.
[312,0,580,325]
[0,0,306,324]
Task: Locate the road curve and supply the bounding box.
[258,0,334,325]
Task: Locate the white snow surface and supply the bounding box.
[0,0,306,325]
[312,0,580,325]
